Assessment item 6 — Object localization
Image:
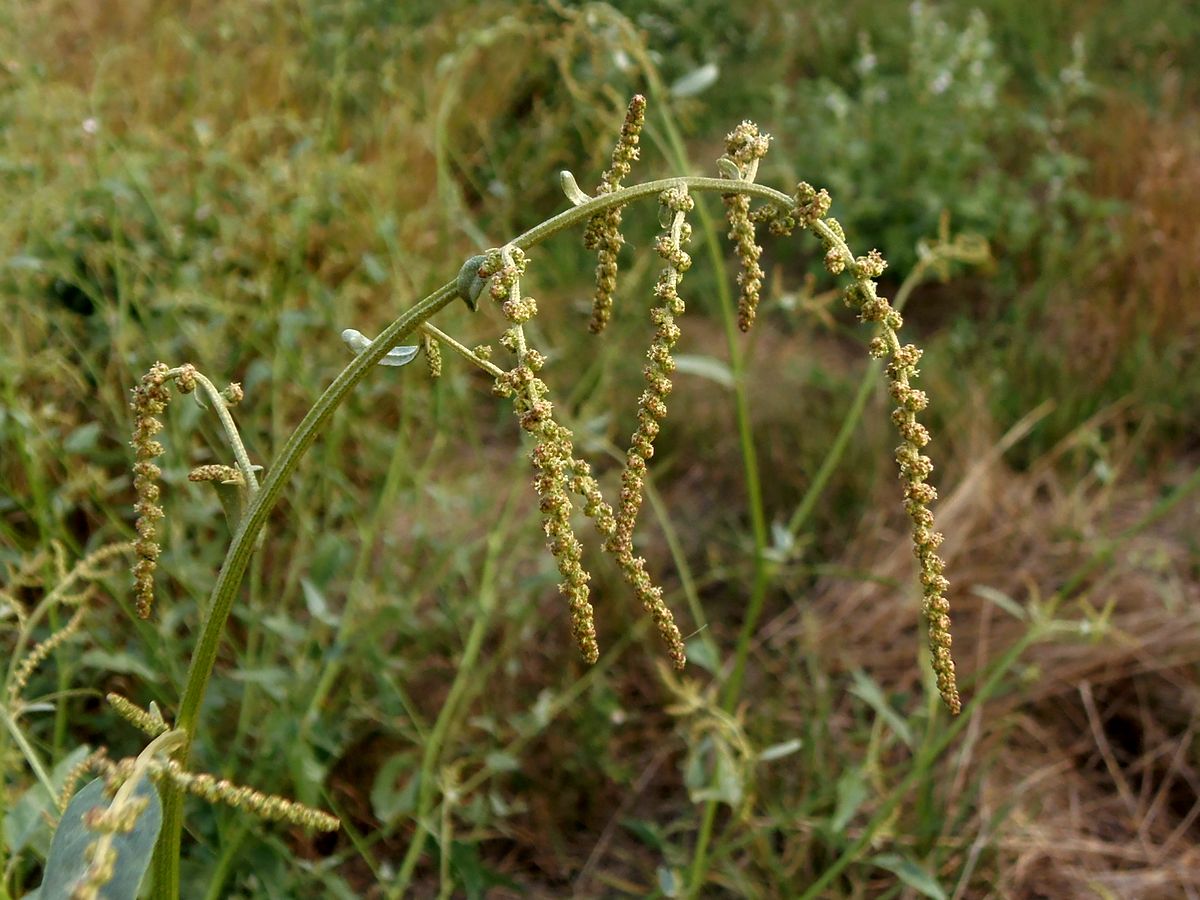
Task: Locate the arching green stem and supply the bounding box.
[151,174,793,899]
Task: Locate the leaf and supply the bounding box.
[371,755,418,822]
[5,255,48,272]
[669,63,719,98]
[228,667,291,701]
[868,853,947,900]
[36,776,162,900]
[683,735,744,809]
[759,738,804,762]
[831,768,869,833]
[673,354,734,389]
[970,584,1026,620]
[63,422,103,454]
[484,751,520,774]
[657,865,682,897]
[716,157,743,180]
[684,637,720,674]
[4,745,92,857]
[79,650,159,682]
[301,578,340,627]
[360,252,389,285]
[340,329,419,367]
[448,840,519,900]
[849,670,915,747]
[620,817,666,852]
[288,739,328,808]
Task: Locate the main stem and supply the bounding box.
[151,175,793,899]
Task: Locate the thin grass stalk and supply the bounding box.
[388,505,513,897]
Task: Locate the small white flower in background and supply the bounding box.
[340,329,420,367]
[82,117,100,135]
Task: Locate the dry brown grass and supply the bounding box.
[1050,82,1200,385]
[751,386,1200,896]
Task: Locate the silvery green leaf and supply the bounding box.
[5,745,92,858]
[657,866,681,897]
[455,254,488,311]
[759,738,804,762]
[716,157,743,180]
[669,62,719,98]
[340,329,419,367]
[36,776,162,900]
[674,354,735,389]
[559,170,591,206]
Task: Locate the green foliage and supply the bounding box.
[2,1,1198,898]
[34,777,162,900]
[781,2,1102,276]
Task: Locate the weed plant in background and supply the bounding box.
[5,2,1200,897]
[5,96,963,898]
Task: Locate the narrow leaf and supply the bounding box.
[869,853,947,900]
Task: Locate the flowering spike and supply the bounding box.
[799,188,961,714]
[486,248,600,664]
[720,122,771,331]
[589,186,694,670]
[583,95,647,334]
[129,363,177,618]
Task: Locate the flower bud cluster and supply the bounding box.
[583,95,646,334]
[106,692,169,737]
[485,248,600,664]
[800,184,961,714]
[423,334,443,379]
[129,362,196,619]
[568,186,694,670]
[187,464,244,485]
[7,606,85,706]
[77,745,337,839]
[793,181,833,228]
[159,759,340,831]
[720,122,771,332]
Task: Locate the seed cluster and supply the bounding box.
[106,692,169,737]
[79,746,338,839]
[794,181,960,714]
[484,232,690,669]
[720,122,771,332]
[485,247,601,664]
[587,187,693,670]
[423,333,443,379]
[584,94,646,334]
[187,464,243,485]
[7,606,85,706]
[611,187,692,550]
[129,362,196,619]
[159,759,340,831]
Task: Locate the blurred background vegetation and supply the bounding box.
[2,0,1199,896]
